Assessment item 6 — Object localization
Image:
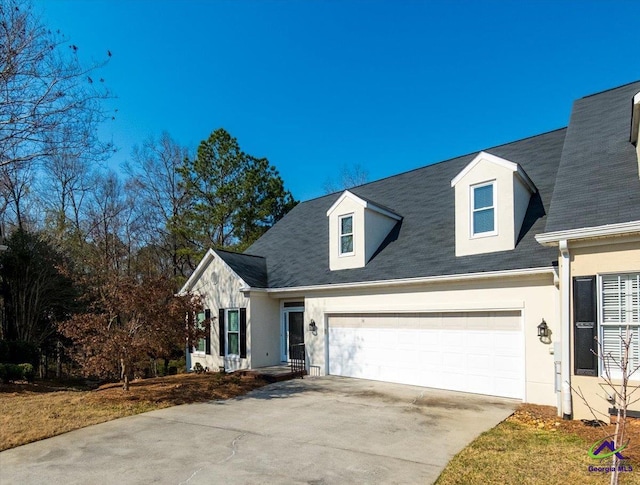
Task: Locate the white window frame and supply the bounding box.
[470,181,497,238]
[226,308,241,357]
[598,273,640,381]
[338,213,354,256]
[194,311,207,354]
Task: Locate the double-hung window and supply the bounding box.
[471,182,496,236]
[218,308,246,358]
[339,214,354,255]
[195,311,207,353]
[226,309,240,356]
[600,273,640,379]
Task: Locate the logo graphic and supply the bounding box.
[588,436,628,460]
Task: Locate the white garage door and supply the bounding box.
[328,311,523,399]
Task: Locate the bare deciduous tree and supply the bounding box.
[323,163,369,194]
[126,132,191,281]
[41,151,95,240]
[0,158,37,231]
[0,0,113,169]
[573,327,639,485]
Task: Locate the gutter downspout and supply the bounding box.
[559,240,573,419]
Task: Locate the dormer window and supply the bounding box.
[451,152,536,257]
[339,214,354,255]
[327,190,402,270]
[472,181,496,236]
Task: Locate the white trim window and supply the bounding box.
[339,214,354,255]
[600,273,640,380]
[226,309,240,356]
[471,181,496,236]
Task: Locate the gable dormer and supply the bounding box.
[326,190,401,270]
[632,91,640,177]
[451,151,536,257]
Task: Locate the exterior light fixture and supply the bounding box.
[309,319,317,332]
[537,319,549,339]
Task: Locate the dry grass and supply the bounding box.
[0,372,268,451]
[7,378,640,484]
[436,404,640,485]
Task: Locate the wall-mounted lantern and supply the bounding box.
[309,319,317,333]
[537,319,550,339]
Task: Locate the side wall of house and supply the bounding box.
[569,237,640,420]
[293,273,558,405]
[249,292,281,368]
[189,255,250,371]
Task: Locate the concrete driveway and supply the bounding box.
[0,376,517,484]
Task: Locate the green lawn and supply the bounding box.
[436,421,640,485]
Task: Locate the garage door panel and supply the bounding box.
[469,353,492,371]
[328,312,523,399]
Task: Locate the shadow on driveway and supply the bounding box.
[0,376,517,485]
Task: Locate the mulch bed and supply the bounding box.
[508,404,640,463]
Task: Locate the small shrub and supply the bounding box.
[193,362,207,374]
[1,363,24,383]
[169,357,186,373]
[0,363,7,383]
[18,363,35,382]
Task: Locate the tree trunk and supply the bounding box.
[121,357,129,391]
[56,339,62,379]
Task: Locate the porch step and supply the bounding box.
[235,367,306,383]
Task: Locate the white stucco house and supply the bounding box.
[181,81,640,420]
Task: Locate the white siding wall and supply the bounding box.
[249,292,281,368]
[189,254,249,371]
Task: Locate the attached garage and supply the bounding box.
[327,311,524,399]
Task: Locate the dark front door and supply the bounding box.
[283,310,304,361]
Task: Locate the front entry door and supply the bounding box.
[282,310,304,362]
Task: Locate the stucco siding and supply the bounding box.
[569,237,640,420]
[293,273,558,405]
[249,292,281,368]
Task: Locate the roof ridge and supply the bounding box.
[580,80,640,99]
[216,248,266,259]
[298,127,568,205]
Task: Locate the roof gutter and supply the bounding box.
[536,221,640,246]
[241,266,555,294]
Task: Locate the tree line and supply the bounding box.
[0,0,296,388]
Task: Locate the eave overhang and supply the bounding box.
[536,220,640,246]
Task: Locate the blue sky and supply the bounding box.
[34,0,639,202]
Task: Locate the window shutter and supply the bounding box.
[240,308,247,358]
[218,309,225,357]
[205,309,211,355]
[187,311,194,352]
[574,276,598,376]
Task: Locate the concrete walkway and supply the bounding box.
[0,377,517,484]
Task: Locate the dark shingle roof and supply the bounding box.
[545,81,640,232]
[246,128,567,288]
[216,250,268,288]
